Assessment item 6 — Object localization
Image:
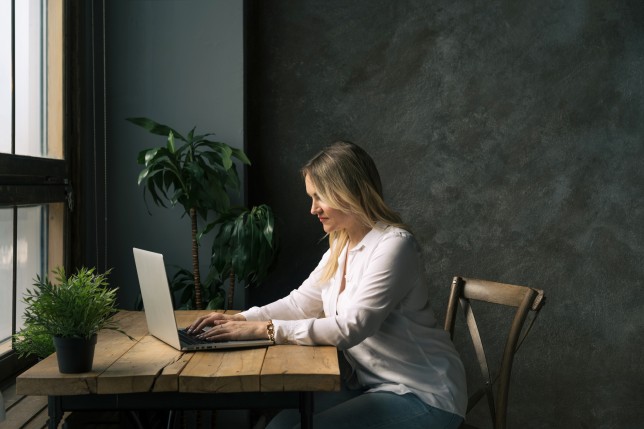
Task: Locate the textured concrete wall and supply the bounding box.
[246,1,644,428]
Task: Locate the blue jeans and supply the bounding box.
[266,389,463,429]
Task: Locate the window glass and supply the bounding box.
[0,208,13,353]
[12,0,63,159]
[0,0,11,154]
[15,206,44,333]
[14,204,63,331]
[0,203,64,356]
[14,0,44,157]
[0,0,67,367]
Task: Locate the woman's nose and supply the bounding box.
[310,201,320,215]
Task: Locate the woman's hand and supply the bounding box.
[187,312,246,334]
[196,320,269,342]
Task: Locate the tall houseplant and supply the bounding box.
[208,204,278,309]
[18,267,128,373]
[129,117,250,309]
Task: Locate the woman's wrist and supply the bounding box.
[266,320,275,343]
[227,313,246,321]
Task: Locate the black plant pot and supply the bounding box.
[53,334,97,373]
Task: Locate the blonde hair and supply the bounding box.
[301,141,408,281]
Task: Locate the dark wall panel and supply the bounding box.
[102,1,244,308]
[247,1,644,428]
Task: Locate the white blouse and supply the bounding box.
[241,223,467,417]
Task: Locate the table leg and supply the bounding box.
[299,392,314,429]
[47,396,63,429]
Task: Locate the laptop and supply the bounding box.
[133,247,274,351]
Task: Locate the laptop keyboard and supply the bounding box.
[178,328,211,346]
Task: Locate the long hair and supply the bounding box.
[301,141,408,281]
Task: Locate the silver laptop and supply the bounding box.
[133,247,274,351]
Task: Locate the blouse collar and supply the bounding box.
[348,221,389,253]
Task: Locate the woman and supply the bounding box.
[188,141,467,428]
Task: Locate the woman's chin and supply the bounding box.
[321,225,335,234]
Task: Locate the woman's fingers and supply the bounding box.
[186,315,207,333]
[187,312,225,333]
[197,321,266,342]
[198,322,232,341]
[187,312,249,334]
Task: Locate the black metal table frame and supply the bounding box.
[48,391,314,429]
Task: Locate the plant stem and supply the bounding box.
[190,207,202,309]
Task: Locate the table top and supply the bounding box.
[16,310,341,397]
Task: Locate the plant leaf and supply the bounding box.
[127,117,186,141]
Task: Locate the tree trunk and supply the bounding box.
[190,207,202,309]
[227,270,235,310]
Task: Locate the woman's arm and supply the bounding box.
[241,250,331,321]
[279,231,421,348]
[187,250,331,341]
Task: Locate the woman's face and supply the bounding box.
[305,174,356,235]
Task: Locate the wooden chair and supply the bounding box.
[444,276,546,429]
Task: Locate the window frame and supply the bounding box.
[0,0,75,381]
[0,154,68,204]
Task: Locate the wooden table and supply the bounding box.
[16,310,341,429]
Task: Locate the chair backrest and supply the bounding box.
[444,276,545,429]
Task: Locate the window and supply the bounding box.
[0,0,68,378]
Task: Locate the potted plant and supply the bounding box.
[19,266,128,373]
[128,117,250,309]
[208,204,278,309]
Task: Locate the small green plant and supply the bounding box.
[12,323,55,359]
[19,267,127,340]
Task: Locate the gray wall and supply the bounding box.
[246,1,644,428]
[102,0,244,308]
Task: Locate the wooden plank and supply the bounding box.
[97,310,233,394]
[16,312,145,396]
[0,395,47,429]
[1,382,18,409]
[150,310,234,392]
[179,348,267,393]
[15,310,342,402]
[261,345,341,392]
[16,352,98,396]
[16,331,141,396]
[93,329,143,370]
[21,408,51,429]
[140,310,210,392]
[152,352,194,392]
[111,310,151,338]
[96,335,186,394]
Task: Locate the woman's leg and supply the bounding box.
[266,387,363,429]
[267,391,462,429]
